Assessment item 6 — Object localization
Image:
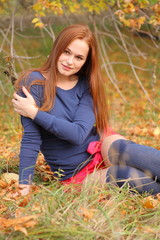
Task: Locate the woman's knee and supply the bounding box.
[101,134,127,166]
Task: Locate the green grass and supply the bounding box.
[0,182,160,239]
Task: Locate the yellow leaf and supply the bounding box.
[153,127,160,136]
[34,22,44,29]
[1,173,19,184]
[32,17,39,23]
[138,16,146,25]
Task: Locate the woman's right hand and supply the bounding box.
[12,86,38,119]
[18,184,30,196]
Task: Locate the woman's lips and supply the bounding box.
[61,64,73,71]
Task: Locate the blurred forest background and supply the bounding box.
[0,1,160,239]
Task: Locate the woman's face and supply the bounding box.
[57,39,89,78]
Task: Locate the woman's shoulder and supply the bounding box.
[27,71,45,82]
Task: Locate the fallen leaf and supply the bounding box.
[142,196,159,209]
[79,207,94,221]
[0,179,8,188]
[15,208,26,218]
[0,204,7,213]
[1,173,19,184]
[138,225,155,234]
[0,215,38,230]
[153,127,160,136]
[156,193,160,201]
[18,195,31,207]
[14,225,28,236]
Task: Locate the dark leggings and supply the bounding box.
[106,140,160,195]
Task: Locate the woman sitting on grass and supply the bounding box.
[12,24,160,196]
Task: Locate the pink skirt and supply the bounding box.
[61,127,117,185]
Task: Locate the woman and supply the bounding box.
[12,24,160,196]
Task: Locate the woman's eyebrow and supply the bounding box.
[66,47,71,51]
[66,47,85,57]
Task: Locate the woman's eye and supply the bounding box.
[64,50,70,54]
[76,56,83,60]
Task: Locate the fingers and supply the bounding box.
[13,92,20,100]
[22,86,35,104]
[12,98,17,105]
[22,86,30,97]
[13,86,29,99]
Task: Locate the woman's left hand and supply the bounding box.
[12,86,38,119]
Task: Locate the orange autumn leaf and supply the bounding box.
[14,225,28,236]
[138,225,155,234]
[0,204,7,213]
[79,207,94,220]
[156,193,160,201]
[0,179,8,188]
[18,195,31,207]
[142,196,159,209]
[0,215,38,229]
[15,208,26,218]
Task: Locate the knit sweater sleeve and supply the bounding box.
[19,117,42,184]
[33,88,96,145]
[19,72,43,184]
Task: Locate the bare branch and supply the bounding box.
[14,55,41,59]
[93,22,127,102]
[0,26,12,53]
[15,31,44,39]
[102,61,152,71]
[100,37,127,103]
[0,80,11,96]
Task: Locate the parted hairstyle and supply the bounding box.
[15,24,109,136]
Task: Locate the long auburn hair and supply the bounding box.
[15,24,109,135]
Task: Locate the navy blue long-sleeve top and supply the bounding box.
[19,71,100,184]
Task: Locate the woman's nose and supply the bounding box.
[67,56,74,65]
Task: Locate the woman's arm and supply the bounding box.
[13,87,96,145]
[19,116,42,185]
[13,73,44,194]
[12,86,38,120]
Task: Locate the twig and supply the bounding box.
[0,26,11,53]
[0,80,10,96]
[102,61,152,71]
[15,31,44,39]
[93,23,127,102]
[100,37,127,103]
[10,5,15,58]
[98,30,147,58]
[14,55,41,59]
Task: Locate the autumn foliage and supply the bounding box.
[30,0,160,30]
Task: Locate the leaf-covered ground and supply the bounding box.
[1,77,160,239]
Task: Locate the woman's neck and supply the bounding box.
[57,74,78,90]
[41,71,79,90]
